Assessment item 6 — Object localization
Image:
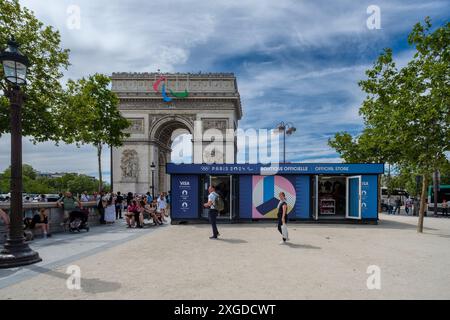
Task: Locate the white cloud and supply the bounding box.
[0,0,447,173]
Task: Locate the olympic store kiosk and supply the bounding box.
[166,163,384,224]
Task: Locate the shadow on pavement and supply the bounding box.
[24,265,122,294]
[0,268,20,280]
[370,219,438,231]
[284,242,321,250]
[179,219,439,231]
[216,238,247,244]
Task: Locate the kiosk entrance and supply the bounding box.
[201,175,234,220]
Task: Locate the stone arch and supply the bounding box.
[150,115,194,145]
[149,115,195,194]
[111,72,241,195]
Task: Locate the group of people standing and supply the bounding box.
[386,197,413,215]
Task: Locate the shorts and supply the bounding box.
[63,210,71,220]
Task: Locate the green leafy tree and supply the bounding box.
[329,18,449,232]
[0,0,70,141]
[59,74,130,192]
[0,165,107,194]
[66,175,98,195]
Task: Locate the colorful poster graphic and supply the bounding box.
[252,175,296,218]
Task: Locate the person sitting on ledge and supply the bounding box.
[0,208,10,241]
[24,208,52,238]
[144,200,162,226]
[136,200,146,228]
[125,200,139,228]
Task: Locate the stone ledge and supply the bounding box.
[0,202,101,244]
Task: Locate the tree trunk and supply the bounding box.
[433,170,438,216]
[97,143,103,193]
[417,174,428,233]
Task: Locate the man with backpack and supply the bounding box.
[203,185,223,239]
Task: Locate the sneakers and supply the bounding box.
[279,240,286,245]
[209,236,218,239]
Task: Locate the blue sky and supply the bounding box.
[0,0,449,181]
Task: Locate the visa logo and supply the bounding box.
[180,181,190,186]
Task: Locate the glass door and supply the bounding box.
[200,174,211,218]
[210,175,233,220]
[312,175,319,220]
[346,176,362,219]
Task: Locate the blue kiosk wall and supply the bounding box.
[168,163,384,222]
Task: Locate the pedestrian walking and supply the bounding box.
[387,197,393,215]
[203,185,221,239]
[277,192,289,244]
[393,198,402,215]
[405,197,412,215]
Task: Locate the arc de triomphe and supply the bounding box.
[111,72,242,195]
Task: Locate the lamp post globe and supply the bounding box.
[0,37,29,85]
[0,36,42,268]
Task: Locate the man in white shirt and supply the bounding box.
[203,185,220,239]
[80,191,90,202]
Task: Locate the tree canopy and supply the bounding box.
[328,18,449,232]
[0,0,70,142]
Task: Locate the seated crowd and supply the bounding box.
[0,190,170,241]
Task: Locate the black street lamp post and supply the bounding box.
[150,162,156,199]
[0,37,41,268]
[276,121,297,163]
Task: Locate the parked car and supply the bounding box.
[46,194,61,202]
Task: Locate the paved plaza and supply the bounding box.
[0,214,449,300]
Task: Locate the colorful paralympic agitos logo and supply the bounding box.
[152,76,189,102]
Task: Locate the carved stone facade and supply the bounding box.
[124,118,145,134]
[111,73,242,194]
[120,149,139,181]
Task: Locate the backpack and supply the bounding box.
[213,192,225,212]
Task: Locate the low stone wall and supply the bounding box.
[0,202,100,243]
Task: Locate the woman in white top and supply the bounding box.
[157,193,167,223]
[104,196,116,224]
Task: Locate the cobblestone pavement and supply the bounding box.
[0,214,449,299]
